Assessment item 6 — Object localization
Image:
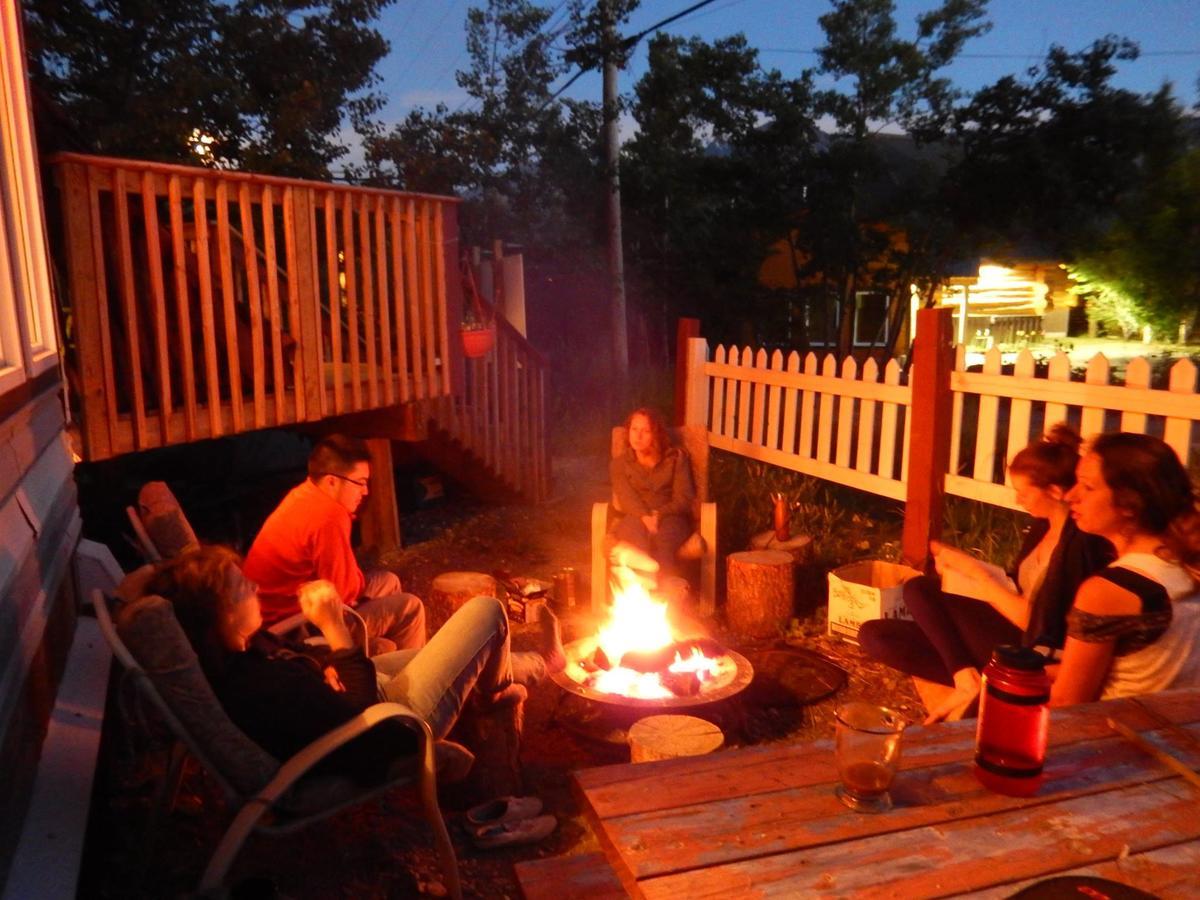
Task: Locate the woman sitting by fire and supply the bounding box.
[610,407,695,582]
[858,425,1113,723]
[145,545,564,784]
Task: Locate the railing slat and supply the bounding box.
[817,354,836,463]
[878,359,901,480]
[374,195,394,406]
[214,180,244,432]
[341,189,361,410]
[766,349,783,451]
[192,178,223,437]
[323,190,344,414]
[167,173,199,441]
[1044,351,1071,428]
[260,184,287,425]
[972,348,1002,481]
[404,199,424,398]
[835,357,856,468]
[1121,357,1151,434]
[781,350,800,456]
[856,358,878,475]
[358,194,379,408]
[1165,360,1198,467]
[1080,354,1111,438]
[799,352,817,458]
[419,201,439,399]
[388,197,410,403]
[237,182,267,428]
[433,203,451,395]
[112,168,148,449]
[140,169,172,443]
[1004,349,1036,481]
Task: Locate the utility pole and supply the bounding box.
[602,0,629,406]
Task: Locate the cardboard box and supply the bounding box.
[827,561,921,643]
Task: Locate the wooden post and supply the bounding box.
[674,318,701,426]
[289,187,324,421]
[682,336,710,429]
[901,307,955,570]
[359,437,401,554]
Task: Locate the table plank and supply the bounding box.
[637,779,1200,898]
[574,693,1200,821]
[598,729,1200,881]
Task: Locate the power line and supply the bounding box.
[761,47,1200,59]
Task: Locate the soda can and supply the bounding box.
[552,567,577,611]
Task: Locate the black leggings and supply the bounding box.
[856,575,1022,686]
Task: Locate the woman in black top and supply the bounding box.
[610,407,695,577]
[858,425,1113,723]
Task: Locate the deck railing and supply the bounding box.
[49,153,460,460]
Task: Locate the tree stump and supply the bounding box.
[450,689,525,801]
[429,571,497,632]
[628,715,724,763]
[725,550,794,638]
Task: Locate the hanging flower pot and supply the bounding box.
[460,254,496,358]
[461,323,496,357]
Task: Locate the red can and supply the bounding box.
[974,645,1050,797]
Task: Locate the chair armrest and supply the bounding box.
[266,606,371,656]
[248,701,432,809]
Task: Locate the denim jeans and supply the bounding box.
[355,568,426,651]
[372,595,519,740]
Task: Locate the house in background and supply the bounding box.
[0,0,84,886]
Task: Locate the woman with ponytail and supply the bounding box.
[1052,432,1200,704]
[859,424,1113,722]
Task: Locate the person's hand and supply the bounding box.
[641,512,659,535]
[298,580,343,632]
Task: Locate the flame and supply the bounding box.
[579,569,722,699]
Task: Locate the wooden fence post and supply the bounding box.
[674,317,701,426]
[289,187,325,420]
[901,307,955,569]
[682,335,710,429]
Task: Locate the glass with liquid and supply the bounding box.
[835,702,906,812]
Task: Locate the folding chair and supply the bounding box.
[93,589,461,897]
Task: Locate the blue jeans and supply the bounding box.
[372,595,542,740]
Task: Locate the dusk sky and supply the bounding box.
[372,0,1200,127]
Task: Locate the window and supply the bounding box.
[0,0,58,396]
[853,291,889,347]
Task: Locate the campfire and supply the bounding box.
[558,570,749,704]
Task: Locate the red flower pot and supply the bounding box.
[461,324,496,357]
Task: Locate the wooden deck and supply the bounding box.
[573,688,1200,898]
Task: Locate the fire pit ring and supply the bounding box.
[551,636,755,709]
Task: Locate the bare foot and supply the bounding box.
[923,669,981,725]
[537,607,566,675]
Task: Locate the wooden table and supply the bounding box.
[572,688,1200,898]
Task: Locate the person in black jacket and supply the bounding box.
[858,425,1113,723]
[147,546,562,783]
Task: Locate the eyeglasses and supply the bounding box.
[321,472,369,489]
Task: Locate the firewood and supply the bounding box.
[725,550,794,638]
[619,645,677,673]
[660,670,701,697]
[628,715,724,763]
[430,571,498,633]
[593,647,613,670]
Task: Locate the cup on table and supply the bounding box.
[834,702,905,813]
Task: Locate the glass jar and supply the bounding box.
[974,645,1050,797]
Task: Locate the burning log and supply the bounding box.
[660,670,701,697]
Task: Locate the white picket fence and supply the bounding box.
[682,337,1200,512]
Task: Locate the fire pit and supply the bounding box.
[551,573,754,711]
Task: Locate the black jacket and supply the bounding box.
[213,631,417,783]
[1012,518,1114,650]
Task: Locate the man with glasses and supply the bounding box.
[243,434,426,652]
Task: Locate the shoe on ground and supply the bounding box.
[473,813,557,849]
[465,795,543,828]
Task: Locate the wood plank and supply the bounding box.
[702,358,910,404]
[816,354,836,463]
[1080,353,1111,439]
[374,195,394,406]
[1164,358,1198,466]
[433,202,451,395]
[949,344,966,484]
[1004,349,1035,479]
[140,169,172,444]
[358,193,379,407]
[260,184,287,424]
[780,350,799,456]
[720,346,735,441]
[192,178,223,437]
[286,186,322,421]
[1121,356,1151,434]
[736,347,752,443]
[166,174,198,441]
[878,358,902,479]
[237,182,267,427]
[341,188,362,410]
[835,356,855,468]
[514,852,628,900]
[419,201,439,400]
[856,357,878,474]
[972,347,1002,482]
[798,353,817,458]
[636,780,1200,899]
[111,168,148,449]
[764,349,783,450]
[388,197,410,403]
[750,348,768,447]
[214,180,244,431]
[1042,350,1071,429]
[403,199,424,398]
[323,190,344,414]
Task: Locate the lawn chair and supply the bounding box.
[591,424,717,613]
[126,481,199,563]
[92,589,461,898]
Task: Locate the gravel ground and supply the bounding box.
[79,452,923,899]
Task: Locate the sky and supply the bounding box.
[371,0,1200,129]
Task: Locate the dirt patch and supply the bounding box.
[80,452,924,899]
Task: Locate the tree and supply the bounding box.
[802,0,991,356]
[24,0,394,178]
[621,33,817,346]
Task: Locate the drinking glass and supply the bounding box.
[835,702,905,812]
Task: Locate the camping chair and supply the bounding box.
[591,424,717,614]
[126,481,199,563]
[92,589,461,898]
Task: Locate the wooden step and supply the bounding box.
[514,851,628,899]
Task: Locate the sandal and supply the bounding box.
[466,795,543,828]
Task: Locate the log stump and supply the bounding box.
[429,571,497,632]
[628,715,724,763]
[725,550,795,638]
[450,688,525,801]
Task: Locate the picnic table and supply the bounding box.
[571,687,1200,898]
